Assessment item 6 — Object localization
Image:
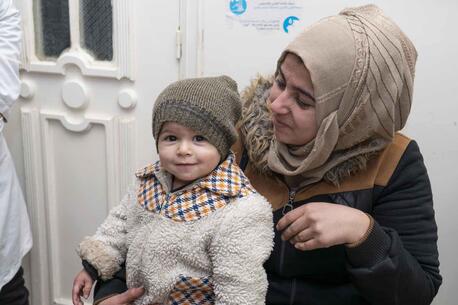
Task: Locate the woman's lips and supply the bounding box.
[272,117,290,129]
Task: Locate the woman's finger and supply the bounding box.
[280,215,309,241]
[71,282,83,305]
[276,205,308,231]
[83,281,92,299]
[294,238,320,251]
[289,227,314,244]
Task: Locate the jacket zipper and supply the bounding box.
[279,189,297,274]
[289,278,297,305]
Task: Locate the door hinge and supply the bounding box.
[176,27,182,60]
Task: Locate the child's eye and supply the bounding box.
[194,135,207,142]
[164,135,177,141]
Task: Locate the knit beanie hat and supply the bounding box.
[152,76,241,158]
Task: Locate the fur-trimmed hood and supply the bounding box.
[238,75,376,186]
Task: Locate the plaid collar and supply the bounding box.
[136,153,246,197]
[135,152,256,221]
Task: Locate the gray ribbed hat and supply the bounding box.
[152,76,241,158]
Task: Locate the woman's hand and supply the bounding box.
[72,270,94,305]
[276,202,371,250]
[98,287,148,305]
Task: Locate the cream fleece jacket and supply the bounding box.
[78,184,273,305]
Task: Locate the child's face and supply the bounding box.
[158,122,221,189]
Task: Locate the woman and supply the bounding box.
[90,4,441,305]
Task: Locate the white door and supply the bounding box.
[5,1,182,304]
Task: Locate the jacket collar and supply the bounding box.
[135,152,244,197]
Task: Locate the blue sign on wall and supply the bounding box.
[230,0,247,15]
[283,16,299,33]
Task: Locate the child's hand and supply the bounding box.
[72,269,94,305]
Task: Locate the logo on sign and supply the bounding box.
[230,0,247,15]
[283,16,300,33]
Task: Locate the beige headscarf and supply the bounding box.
[266,4,417,186]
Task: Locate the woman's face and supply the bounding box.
[269,53,317,146]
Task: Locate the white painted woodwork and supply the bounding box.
[20,81,35,99]
[40,112,119,302]
[8,0,180,304]
[117,89,137,110]
[61,80,88,110]
[20,0,134,80]
[20,109,50,305]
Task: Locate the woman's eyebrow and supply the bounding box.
[279,68,316,102]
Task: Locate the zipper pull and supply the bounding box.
[282,190,296,215]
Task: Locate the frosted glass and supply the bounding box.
[34,0,71,59]
[80,0,113,61]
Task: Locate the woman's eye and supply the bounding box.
[275,78,286,90]
[296,99,313,109]
[194,135,206,142]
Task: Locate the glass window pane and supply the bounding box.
[80,0,113,61]
[34,0,71,60]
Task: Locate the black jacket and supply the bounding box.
[245,134,441,305]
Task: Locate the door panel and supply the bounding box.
[7,1,181,304]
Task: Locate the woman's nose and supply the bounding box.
[270,91,291,115]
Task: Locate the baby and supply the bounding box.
[72,76,273,305]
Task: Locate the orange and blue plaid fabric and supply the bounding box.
[135,153,256,222]
[166,275,214,305]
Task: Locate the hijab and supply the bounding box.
[266,4,417,186]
